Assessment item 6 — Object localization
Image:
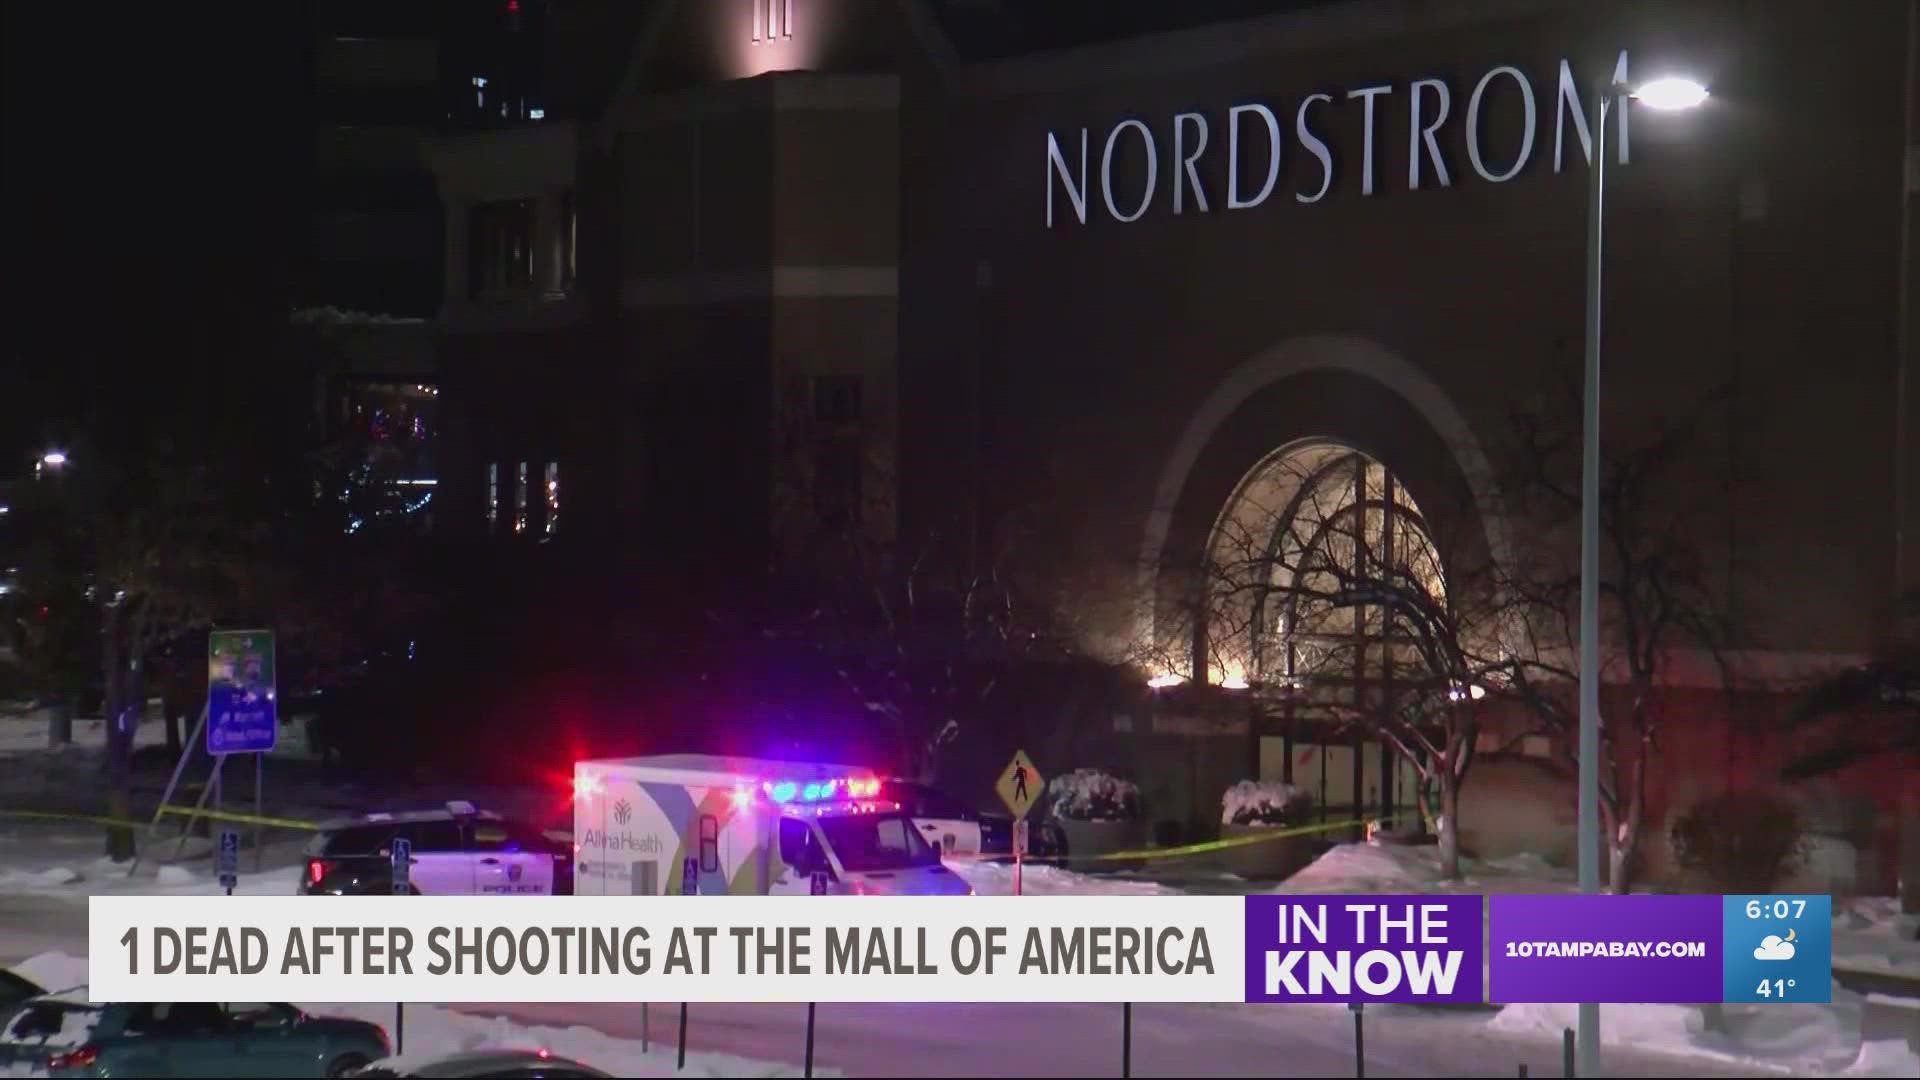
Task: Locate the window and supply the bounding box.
[486,463,500,531]
[814,814,939,873]
[513,462,529,533]
[543,461,560,536]
[698,814,720,873]
[778,818,815,868]
[470,199,534,296]
[412,820,464,852]
[751,0,793,41]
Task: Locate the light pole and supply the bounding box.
[1577,72,1707,1077]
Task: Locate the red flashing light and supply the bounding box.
[48,1047,100,1071]
[506,0,520,11]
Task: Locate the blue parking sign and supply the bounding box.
[391,838,412,895]
[217,829,239,891]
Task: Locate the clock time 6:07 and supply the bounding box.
[1746,899,1807,919]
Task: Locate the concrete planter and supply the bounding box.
[1216,823,1316,881]
[1058,818,1148,873]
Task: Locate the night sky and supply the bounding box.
[0,3,304,466]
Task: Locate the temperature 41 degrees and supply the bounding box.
[1756,978,1798,998]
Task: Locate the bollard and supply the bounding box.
[1561,1027,1575,1078]
[1122,1002,1132,1078]
[1520,1065,1529,1078]
[1351,1002,1365,1079]
[802,999,817,1068]
[677,1003,689,1071]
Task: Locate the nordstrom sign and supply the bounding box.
[1045,50,1631,228]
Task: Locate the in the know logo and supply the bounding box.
[1243,895,1482,1004]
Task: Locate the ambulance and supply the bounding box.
[571,754,973,896]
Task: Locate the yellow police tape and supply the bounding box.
[0,808,152,830]
[1018,814,1411,864]
[0,805,322,832]
[155,805,320,831]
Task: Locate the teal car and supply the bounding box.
[0,993,390,1077]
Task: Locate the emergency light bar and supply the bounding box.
[758,776,882,804]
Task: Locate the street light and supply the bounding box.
[1577,72,1707,1078]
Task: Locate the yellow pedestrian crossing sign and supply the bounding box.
[997,749,1045,820]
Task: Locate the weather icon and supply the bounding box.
[1754,929,1798,961]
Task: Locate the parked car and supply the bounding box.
[302,802,572,897]
[0,994,389,1078]
[350,1048,612,1078]
[0,968,45,1012]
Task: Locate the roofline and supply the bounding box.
[952,0,1580,98]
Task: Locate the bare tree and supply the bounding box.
[769,513,1072,782]
[1486,391,1738,893]
[1148,445,1505,880]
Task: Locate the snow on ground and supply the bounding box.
[305,1002,830,1078]
[948,859,1184,896]
[1833,896,1920,981]
[1488,984,1920,1077]
[1271,840,1572,895]
[0,849,301,898]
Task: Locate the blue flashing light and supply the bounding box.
[802,782,822,801]
[768,781,797,803]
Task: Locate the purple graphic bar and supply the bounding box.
[1489,894,1722,1003]
[1244,894,1483,1004]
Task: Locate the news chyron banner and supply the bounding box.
[88,894,1830,1005]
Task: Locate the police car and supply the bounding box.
[301,802,571,896]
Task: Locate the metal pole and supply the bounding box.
[804,1003,816,1078]
[131,704,209,877]
[677,1002,688,1070]
[1352,1002,1365,1078]
[642,1002,650,1052]
[1122,1002,1132,1078]
[1577,77,1611,1080]
[253,752,263,874]
[1014,851,1023,896]
[395,1003,404,1056]
[1562,1026,1577,1077]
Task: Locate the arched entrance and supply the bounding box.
[1202,440,1452,826]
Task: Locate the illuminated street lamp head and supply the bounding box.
[1632,77,1709,112]
[40,450,67,467]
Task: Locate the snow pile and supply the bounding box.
[1842,1039,1920,1077]
[1274,843,1434,893]
[948,859,1182,896]
[297,1003,830,1078]
[1833,896,1920,980]
[6,952,86,992]
[1045,769,1140,822]
[1490,983,1887,1076]
[1220,780,1307,826]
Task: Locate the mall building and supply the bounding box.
[425,0,1918,887]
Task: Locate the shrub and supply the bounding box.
[1221,779,1311,826]
[1668,789,1806,893]
[1046,768,1142,822]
